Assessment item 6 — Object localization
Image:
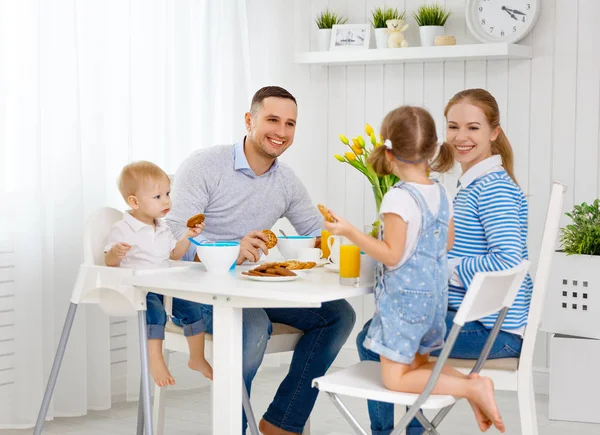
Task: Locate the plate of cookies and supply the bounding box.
[241,261,317,282]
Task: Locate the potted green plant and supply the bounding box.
[560,200,600,256]
[413,3,451,47]
[370,7,406,49]
[314,9,348,52]
[542,199,600,340]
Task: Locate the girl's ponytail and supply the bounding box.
[491,127,518,185]
[367,145,393,176]
[429,142,454,174]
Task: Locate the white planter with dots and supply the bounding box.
[541,252,600,339]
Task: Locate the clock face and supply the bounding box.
[467,0,539,43]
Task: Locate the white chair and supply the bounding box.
[33,207,158,434]
[313,260,531,435]
[439,180,566,435]
[153,294,312,435]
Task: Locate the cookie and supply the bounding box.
[262,229,277,249]
[186,213,205,228]
[285,260,313,270]
[317,204,335,223]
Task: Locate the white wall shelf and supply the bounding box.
[294,43,532,66]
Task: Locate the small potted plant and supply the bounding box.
[413,3,451,47]
[314,9,348,52]
[543,199,600,339]
[560,200,600,257]
[370,7,406,49]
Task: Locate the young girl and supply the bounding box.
[105,161,213,386]
[324,106,505,433]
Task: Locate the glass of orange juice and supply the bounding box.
[321,229,331,259]
[339,237,360,286]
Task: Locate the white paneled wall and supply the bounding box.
[0,236,15,421]
[287,0,600,380]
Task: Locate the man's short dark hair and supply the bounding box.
[250,86,297,114]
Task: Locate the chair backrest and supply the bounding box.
[520,181,566,367]
[83,207,123,266]
[454,260,531,326]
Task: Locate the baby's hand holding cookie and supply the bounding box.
[186,213,205,228]
[186,222,205,238]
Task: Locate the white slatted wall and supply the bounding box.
[291,0,600,373]
[0,236,15,419]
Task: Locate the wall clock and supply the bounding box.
[466,0,540,44]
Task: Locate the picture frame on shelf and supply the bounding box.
[330,24,370,50]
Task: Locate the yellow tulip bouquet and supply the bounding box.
[335,123,400,213]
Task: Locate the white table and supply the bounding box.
[122,263,373,435]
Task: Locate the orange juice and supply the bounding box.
[321,229,331,259]
[340,245,360,278]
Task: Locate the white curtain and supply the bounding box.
[0,0,251,427]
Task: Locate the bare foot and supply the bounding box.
[467,374,492,432]
[188,357,213,380]
[149,354,175,387]
[469,375,505,433]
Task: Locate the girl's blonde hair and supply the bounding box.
[368,106,442,176]
[117,161,170,200]
[430,88,518,184]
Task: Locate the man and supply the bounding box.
[167,86,356,435]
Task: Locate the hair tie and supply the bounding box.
[384,139,393,150]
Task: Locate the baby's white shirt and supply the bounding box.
[104,211,177,269]
[379,182,454,269]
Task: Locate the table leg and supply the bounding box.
[212,302,243,435]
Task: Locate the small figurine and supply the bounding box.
[386,19,409,48]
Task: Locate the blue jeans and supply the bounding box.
[146,292,206,339]
[184,300,355,434]
[356,309,523,435]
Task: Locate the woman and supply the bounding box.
[356,88,532,435]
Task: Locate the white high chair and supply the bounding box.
[313,260,531,435]
[33,207,158,434]
[32,205,311,435]
[438,180,566,435]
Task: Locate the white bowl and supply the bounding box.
[276,236,316,260]
[196,242,240,274]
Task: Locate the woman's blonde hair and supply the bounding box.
[368,106,442,176]
[430,88,517,184]
[117,161,170,200]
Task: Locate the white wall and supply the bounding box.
[243,0,600,391]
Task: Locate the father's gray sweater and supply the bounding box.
[166,143,323,261]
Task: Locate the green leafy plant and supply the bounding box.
[370,7,406,29]
[412,4,451,27]
[560,199,600,256]
[315,9,348,29]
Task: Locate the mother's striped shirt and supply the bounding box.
[448,168,533,331]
